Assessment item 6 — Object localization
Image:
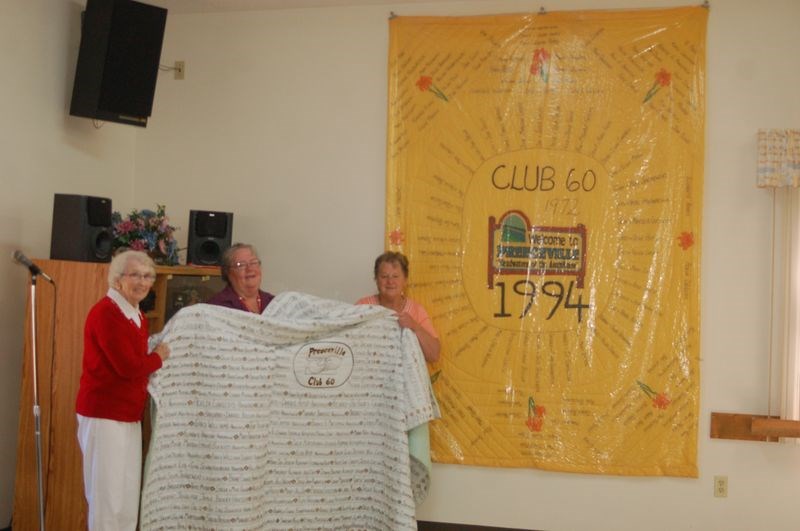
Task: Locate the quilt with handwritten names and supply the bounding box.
[140,292,439,530]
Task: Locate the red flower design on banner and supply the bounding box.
[416,75,449,102]
[643,68,671,103]
[637,380,671,409]
[525,396,546,432]
[653,393,671,409]
[677,231,694,250]
[389,228,405,246]
[530,48,550,82]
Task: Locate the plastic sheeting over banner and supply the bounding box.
[386,6,706,476]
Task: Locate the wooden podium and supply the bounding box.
[12,259,221,530]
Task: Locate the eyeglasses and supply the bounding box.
[123,272,157,282]
[231,259,262,270]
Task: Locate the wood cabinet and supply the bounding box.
[12,260,222,530]
[146,264,224,333]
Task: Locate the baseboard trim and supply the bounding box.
[418,521,538,531]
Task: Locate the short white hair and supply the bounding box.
[220,243,259,284]
[108,250,156,286]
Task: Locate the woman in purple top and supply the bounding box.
[206,243,274,313]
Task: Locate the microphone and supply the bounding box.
[12,250,54,283]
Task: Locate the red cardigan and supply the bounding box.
[76,296,163,422]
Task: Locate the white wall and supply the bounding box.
[135,3,390,300]
[2,0,799,529]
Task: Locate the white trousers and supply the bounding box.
[76,415,142,531]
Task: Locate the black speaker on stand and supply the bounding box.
[50,193,113,262]
[187,210,233,266]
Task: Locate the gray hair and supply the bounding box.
[220,243,259,284]
[108,250,156,287]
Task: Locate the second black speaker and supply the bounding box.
[50,193,113,262]
[187,210,233,266]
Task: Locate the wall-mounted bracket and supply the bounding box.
[710,412,800,442]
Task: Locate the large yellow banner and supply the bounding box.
[386,6,706,476]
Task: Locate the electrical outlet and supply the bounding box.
[713,475,728,498]
[174,60,185,80]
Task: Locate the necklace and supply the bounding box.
[378,294,406,312]
[238,293,261,313]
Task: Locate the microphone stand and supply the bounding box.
[27,272,46,531]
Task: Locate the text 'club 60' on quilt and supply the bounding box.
[140,291,440,530]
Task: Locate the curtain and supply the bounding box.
[758,129,800,430]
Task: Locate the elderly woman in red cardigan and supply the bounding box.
[75,250,170,531]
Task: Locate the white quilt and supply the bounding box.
[140,291,440,530]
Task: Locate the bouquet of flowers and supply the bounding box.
[111,204,179,265]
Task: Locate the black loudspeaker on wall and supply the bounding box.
[186,210,233,266]
[69,0,168,127]
[50,194,113,263]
